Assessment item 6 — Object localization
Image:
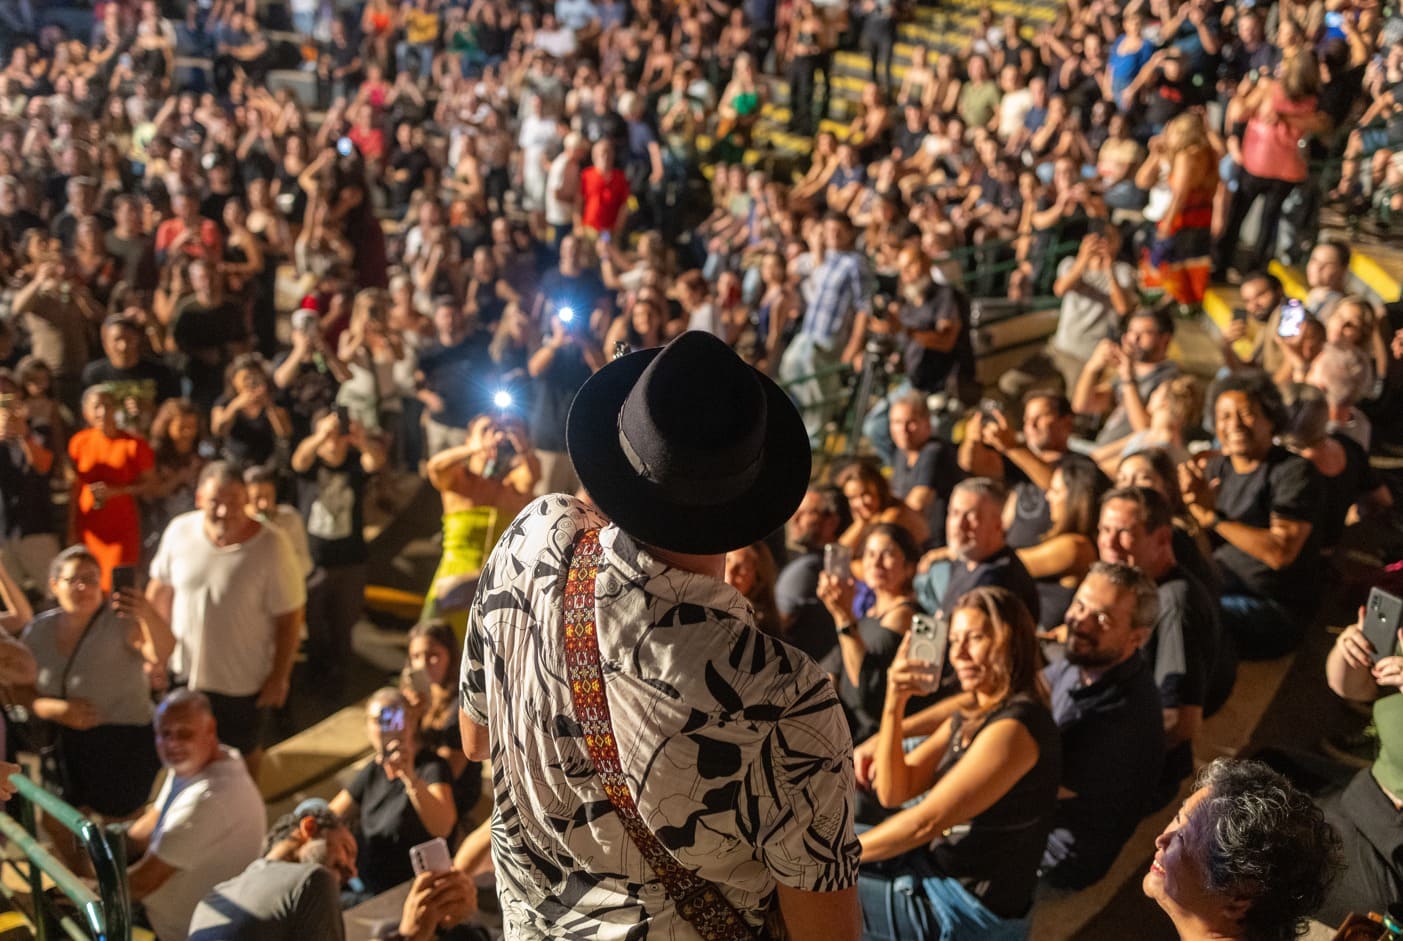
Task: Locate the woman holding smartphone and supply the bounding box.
[400,620,483,828]
[18,545,174,825]
[858,587,1059,941]
[817,523,922,744]
[330,688,457,896]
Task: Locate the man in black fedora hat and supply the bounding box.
[459,331,861,939]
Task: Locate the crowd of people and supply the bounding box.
[0,0,1399,936]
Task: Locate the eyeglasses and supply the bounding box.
[57,575,98,588]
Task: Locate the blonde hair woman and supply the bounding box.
[1139,111,1220,304]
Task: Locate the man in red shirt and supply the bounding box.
[577,139,630,238]
[154,191,223,264]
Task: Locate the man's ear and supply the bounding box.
[298,815,319,841]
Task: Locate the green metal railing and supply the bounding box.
[0,773,131,941]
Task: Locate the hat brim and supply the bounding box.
[566,348,813,555]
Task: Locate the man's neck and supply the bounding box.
[1079,650,1134,686]
[646,543,725,580]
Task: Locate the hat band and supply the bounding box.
[617,417,764,508]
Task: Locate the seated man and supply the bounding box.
[124,690,266,941]
[1041,562,1165,889]
[775,486,848,665]
[886,392,964,546]
[958,391,1076,549]
[190,800,478,941]
[918,477,1040,622]
[1180,373,1320,659]
[1072,308,1180,446]
[1097,487,1234,805]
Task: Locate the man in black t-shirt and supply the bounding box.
[887,393,963,547]
[81,316,182,429]
[1042,562,1164,889]
[292,411,385,686]
[1098,487,1233,806]
[925,477,1040,622]
[775,487,848,666]
[171,259,248,411]
[416,299,496,457]
[1181,374,1320,660]
[960,391,1077,549]
[103,196,158,295]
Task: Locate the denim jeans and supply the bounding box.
[779,334,844,447]
[858,857,1029,941]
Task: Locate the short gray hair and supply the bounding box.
[951,477,1007,508]
[890,390,930,420]
[1087,560,1159,630]
[1191,758,1341,941]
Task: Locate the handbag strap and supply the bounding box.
[562,528,758,941]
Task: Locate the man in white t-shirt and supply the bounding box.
[545,132,589,246]
[124,690,266,941]
[148,462,306,776]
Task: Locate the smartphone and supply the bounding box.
[613,340,630,360]
[407,667,433,700]
[377,704,406,757]
[823,543,853,580]
[111,565,138,594]
[337,136,354,158]
[979,398,1003,419]
[1363,588,1403,662]
[906,613,949,693]
[1324,10,1344,28]
[1277,299,1307,338]
[336,405,351,435]
[292,309,318,334]
[410,837,453,875]
[1231,307,1249,323]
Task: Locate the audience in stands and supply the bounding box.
[0,0,1401,934]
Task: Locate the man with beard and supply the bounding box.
[1040,562,1164,889]
[147,462,306,777]
[1073,308,1180,445]
[1218,271,1286,374]
[1097,487,1234,806]
[775,486,848,664]
[925,477,1040,622]
[862,245,973,464]
[1179,373,1320,659]
[959,391,1080,549]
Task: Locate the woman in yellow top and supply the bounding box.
[422,414,539,641]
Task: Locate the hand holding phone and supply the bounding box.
[905,613,949,693]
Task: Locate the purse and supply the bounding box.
[562,528,769,941]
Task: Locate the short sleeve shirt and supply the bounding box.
[1206,445,1321,616]
[461,495,860,938]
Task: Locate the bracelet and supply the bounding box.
[836,622,857,638]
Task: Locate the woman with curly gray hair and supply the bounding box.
[1144,758,1341,941]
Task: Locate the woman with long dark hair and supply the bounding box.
[858,587,1058,941]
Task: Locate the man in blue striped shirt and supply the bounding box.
[779,213,872,446]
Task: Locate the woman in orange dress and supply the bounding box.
[1138,111,1220,305]
[67,386,155,590]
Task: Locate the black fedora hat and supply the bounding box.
[566,331,811,555]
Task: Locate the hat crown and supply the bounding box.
[617,332,767,507]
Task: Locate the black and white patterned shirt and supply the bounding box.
[461,495,859,939]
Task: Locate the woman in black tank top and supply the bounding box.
[857,587,1060,940]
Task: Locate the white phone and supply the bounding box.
[907,613,949,694]
[409,837,453,875]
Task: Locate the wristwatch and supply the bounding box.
[836,623,858,638]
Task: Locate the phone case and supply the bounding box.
[1364,588,1403,661]
[410,837,452,875]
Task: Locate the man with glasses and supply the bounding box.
[1040,562,1165,889]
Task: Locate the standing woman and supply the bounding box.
[422,415,539,642]
[19,546,173,824]
[1140,112,1220,306]
[67,387,155,591]
[1214,52,1325,277]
